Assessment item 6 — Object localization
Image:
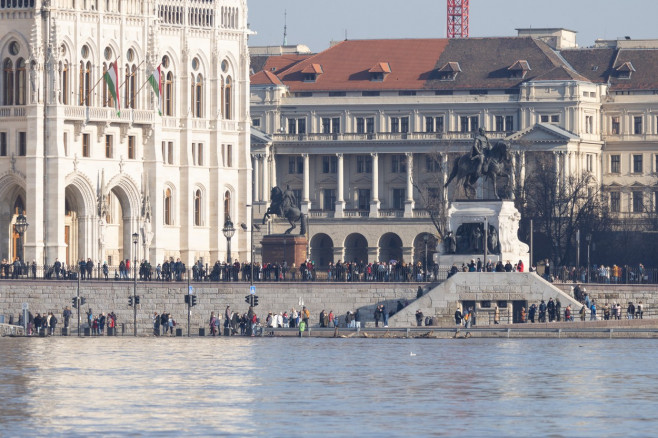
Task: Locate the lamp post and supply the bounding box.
[132,231,139,336]
[14,211,28,262]
[244,206,261,286]
[223,217,236,278]
[586,233,592,284]
[423,234,429,282]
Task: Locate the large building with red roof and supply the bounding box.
[250,29,658,268]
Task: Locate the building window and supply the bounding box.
[79,61,91,106]
[610,192,620,213]
[633,154,643,174]
[162,56,174,116]
[226,144,232,167]
[611,116,620,134]
[124,62,136,109]
[460,116,479,132]
[390,117,409,133]
[632,191,644,213]
[356,117,375,134]
[322,155,337,174]
[495,115,514,132]
[392,188,406,210]
[287,118,306,134]
[425,116,444,133]
[224,190,231,222]
[164,188,172,225]
[128,136,135,159]
[391,154,407,173]
[60,61,69,105]
[15,58,25,105]
[358,189,371,210]
[82,133,90,157]
[357,155,372,173]
[223,76,232,120]
[323,189,336,211]
[321,117,340,134]
[194,189,202,226]
[191,74,203,118]
[655,192,658,213]
[585,115,593,134]
[0,132,6,156]
[105,135,113,158]
[540,114,560,124]
[586,154,593,172]
[198,143,203,166]
[288,156,303,174]
[425,155,441,172]
[610,155,620,173]
[18,131,26,156]
[163,141,174,164]
[252,118,261,127]
[634,116,643,134]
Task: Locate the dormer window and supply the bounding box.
[616,61,635,79]
[437,62,461,81]
[368,62,391,82]
[301,63,323,82]
[508,60,531,79]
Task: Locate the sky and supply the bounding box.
[247,0,658,52]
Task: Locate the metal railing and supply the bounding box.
[550,266,658,285]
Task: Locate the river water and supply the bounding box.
[0,337,656,437]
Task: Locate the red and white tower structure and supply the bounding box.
[447,0,469,39]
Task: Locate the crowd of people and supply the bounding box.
[447,258,526,278]
[11,306,118,336]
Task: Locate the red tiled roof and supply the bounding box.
[258,54,312,75]
[301,63,324,74]
[369,62,391,73]
[278,39,450,91]
[251,70,284,86]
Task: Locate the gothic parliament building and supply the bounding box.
[0,0,251,268]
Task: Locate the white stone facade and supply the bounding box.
[0,0,251,268]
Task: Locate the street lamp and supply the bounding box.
[585,233,592,284]
[223,216,236,278]
[423,234,429,282]
[14,211,28,262]
[132,231,139,336]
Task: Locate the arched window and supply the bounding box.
[164,188,172,225]
[194,189,201,226]
[224,190,231,222]
[78,61,91,106]
[164,71,173,116]
[191,73,203,118]
[60,61,69,104]
[3,59,13,105]
[15,58,25,105]
[224,76,232,120]
[124,63,136,109]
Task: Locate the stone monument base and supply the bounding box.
[261,235,308,267]
[436,200,529,269]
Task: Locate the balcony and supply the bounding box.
[273,131,509,144]
[63,106,154,125]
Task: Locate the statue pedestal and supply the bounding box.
[261,235,308,268]
[439,200,529,268]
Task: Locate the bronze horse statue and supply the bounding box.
[262,186,308,235]
[444,140,513,199]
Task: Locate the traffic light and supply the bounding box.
[129,296,133,306]
[80,297,86,306]
[72,297,78,308]
[135,296,140,305]
[245,295,251,304]
[185,295,190,304]
[191,295,197,306]
[253,295,259,307]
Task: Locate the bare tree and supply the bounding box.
[516,154,610,265]
[412,151,449,243]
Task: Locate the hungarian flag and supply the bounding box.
[148,66,163,115]
[103,62,120,115]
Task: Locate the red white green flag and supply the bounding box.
[103,62,121,115]
[148,66,163,115]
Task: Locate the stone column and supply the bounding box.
[252,154,260,202]
[302,153,310,213]
[335,153,345,218]
[404,152,414,217]
[266,151,274,204]
[370,153,380,217]
[554,152,560,193]
[262,152,269,203]
[402,246,414,264]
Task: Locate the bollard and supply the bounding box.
[107,327,115,336]
[176,328,183,337]
[198,328,205,336]
[61,327,68,336]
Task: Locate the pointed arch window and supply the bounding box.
[3,59,13,105]
[164,71,173,116]
[194,189,202,226]
[78,61,91,106]
[15,58,25,105]
[224,190,231,222]
[60,61,69,104]
[124,63,137,109]
[224,75,232,120]
[164,187,173,225]
[190,73,203,118]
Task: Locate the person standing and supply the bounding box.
[99,313,106,335]
[63,306,71,329]
[416,309,424,327]
[637,301,644,319]
[374,306,381,327]
[153,312,160,336]
[209,312,217,336]
[494,306,500,324]
[86,308,93,329]
[454,307,462,325]
[555,299,562,322]
[590,301,597,320]
[627,302,635,320]
[49,312,57,335]
[302,306,310,329]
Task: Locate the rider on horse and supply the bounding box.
[470,128,491,177]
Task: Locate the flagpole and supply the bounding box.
[134,63,162,98]
[89,57,121,100]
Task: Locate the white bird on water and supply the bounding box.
[410,352,416,356]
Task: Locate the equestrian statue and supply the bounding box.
[444,128,513,199]
[262,185,308,235]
